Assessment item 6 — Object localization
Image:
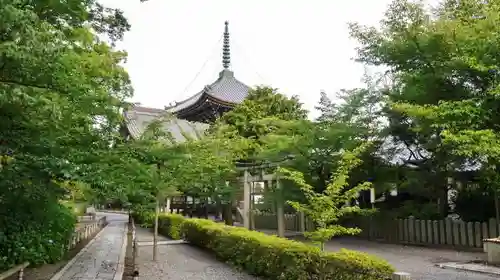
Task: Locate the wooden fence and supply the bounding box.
[69,216,107,249]
[255,212,500,251]
[349,216,500,250]
[253,213,315,232]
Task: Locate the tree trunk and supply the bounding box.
[215,198,222,221]
[182,196,187,215]
[203,199,209,219]
[153,197,159,261]
[441,182,449,217]
[189,198,194,218]
[223,203,233,225]
[495,189,500,227]
[436,174,449,218]
[195,200,201,218]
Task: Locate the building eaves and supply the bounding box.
[123,105,209,142]
[166,69,250,113]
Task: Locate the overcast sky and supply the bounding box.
[99,0,399,118]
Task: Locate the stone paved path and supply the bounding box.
[52,212,127,280]
[323,238,498,280]
[135,227,258,280]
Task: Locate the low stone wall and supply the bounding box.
[0,262,29,280]
[69,216,107,250]
[484,238,500,265]
[122,218,139,280]
[98,209,128,214]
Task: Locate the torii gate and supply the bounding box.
[237,167,306,237]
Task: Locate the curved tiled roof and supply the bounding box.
[123,22,250,140]
[166,69,250,113]
[123,105,209,141]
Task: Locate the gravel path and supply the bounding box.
[323,238,497,280]
[134,227,258,280]
[52,212,127,280]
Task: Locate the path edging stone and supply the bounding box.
[435,262,500,277]
[113,222,129,280]
[50,224,108,280]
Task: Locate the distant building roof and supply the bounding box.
[377,136,480,172]
[166,21,250,120]
[123,105,209,141]
[123,21,251,135]
[166,69,250,113]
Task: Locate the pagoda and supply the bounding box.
[122,21,250,141]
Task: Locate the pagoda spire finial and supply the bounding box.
[222,21,230,69]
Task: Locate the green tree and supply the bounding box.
[180,127,250,224]
[279,143,373,250]
[255,81,393,245]
[0,0,134,269]
[314,77,391,191]
[125,115,193,260]
[198,86,309,219]
[382,0,500,219]
[217,86,308,158]
[260,80,393,197]
[348,0,478,216]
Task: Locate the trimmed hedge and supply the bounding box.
[158,214,185,240]
[132,211,185,240]
[131,208,155,227]
[133,212,394,279]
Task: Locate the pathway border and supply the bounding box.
[50,225,108,280]
[436,262,500,277]
[113,223,128,280]
[99,210,129,214]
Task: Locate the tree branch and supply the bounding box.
[0,78,53,92]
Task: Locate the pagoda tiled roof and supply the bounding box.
[123,105,209,141]
[123,21,250,137]
[166,69,250,113]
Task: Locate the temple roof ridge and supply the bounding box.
[122,21,253,135]
[166,21,250,114]
[123,105,209,140]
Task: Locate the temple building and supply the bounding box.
[122,21,250,140]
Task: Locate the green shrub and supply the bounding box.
[132,209,155,227]
[132,211,394,279]
[158,214,186,240]
[61,200,88,216]
[454,187,496,222]
[132,211,185,240]
[181,218,394,280]
[0,202,76,271]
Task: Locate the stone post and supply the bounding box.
[392,272,411,280]
[484,238,500,265]
[299,212,306,233]
[243,170,251,229]
[250,182,255,230]
[18,267,24,280]
[276,175,285,238]
[165,198,171,214]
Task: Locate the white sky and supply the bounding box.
[99,0,397,119]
